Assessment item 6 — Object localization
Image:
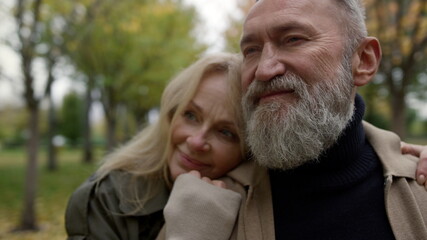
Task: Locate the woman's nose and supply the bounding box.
[187,131,210,152]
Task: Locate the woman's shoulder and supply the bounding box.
[67,170,169,216]
[67,170,127,205]
[65,170,168,239]
[65,171,128,226]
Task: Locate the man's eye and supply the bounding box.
[286,36,305,44]
[243,47,259,57]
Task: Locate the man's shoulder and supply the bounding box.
[363,121,418,178]
[364,122,427,238]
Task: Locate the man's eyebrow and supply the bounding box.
[240,21,316,49]
[270,21,317,36]
[240,34,257,49]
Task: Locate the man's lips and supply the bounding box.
[257,90,295,104]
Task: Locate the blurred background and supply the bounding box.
[0,0,426,239]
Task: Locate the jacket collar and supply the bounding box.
[363,121,417,179]
[225,159,269,188]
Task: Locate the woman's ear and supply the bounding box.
[352,37,382,87]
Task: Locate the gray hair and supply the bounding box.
[333,0,368,53]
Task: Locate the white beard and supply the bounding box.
[242,57,355,170]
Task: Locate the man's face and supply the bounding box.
[240,0,347,95]
[240,0,357,170]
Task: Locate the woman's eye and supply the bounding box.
[183,111,197,122]
[219,128,237,140]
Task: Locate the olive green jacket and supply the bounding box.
[65,171,169,240]
[221,122,427,239]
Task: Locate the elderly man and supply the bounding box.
[161,0,427,239]
[236,0,427,239]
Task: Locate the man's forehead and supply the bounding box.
[240,0,342,48]
[247,0,334,17]
[243,0,339,31]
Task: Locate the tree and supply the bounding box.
[38,1,74,170]
[11,0,43,231]
[60,91,84,147]
[365,0,427,138]
[224,0,254,53]
[67,0,205,151]
[8,0,75,230]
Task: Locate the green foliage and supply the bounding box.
[68,0,204,108]
[59,92,84,146]
[0,107,28,148]
[59,0,206,143]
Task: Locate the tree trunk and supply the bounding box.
[13,0,42,232]
[106,112,117,152]
[15,106,40,231]
[46,92,58,171]
[390,91,407,139]
[45,58,58,171]
[82,78,93,163]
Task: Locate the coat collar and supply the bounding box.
[225,159,269,188]
[363,121,417,179]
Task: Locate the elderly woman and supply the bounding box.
[65,53,246,239]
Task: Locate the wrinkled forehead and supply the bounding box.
[244,0,340,25]
[242,0,343,43]
[248,0,311,17]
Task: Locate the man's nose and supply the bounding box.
[255,43,286,81]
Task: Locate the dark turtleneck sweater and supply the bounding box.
[270,95,395,240]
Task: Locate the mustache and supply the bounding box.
[244,73,309,104]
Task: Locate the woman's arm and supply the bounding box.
[163,171,241,240]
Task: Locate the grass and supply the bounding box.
[0,148,100,240]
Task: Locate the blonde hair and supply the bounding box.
[95,52,244,208]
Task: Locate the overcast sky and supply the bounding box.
[182,0,243,52]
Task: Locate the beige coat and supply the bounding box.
[217,122,427,240]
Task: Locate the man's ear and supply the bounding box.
[352,37,381,87]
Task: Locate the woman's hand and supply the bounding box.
[401,142,427,188]
[187,170,227,189]
[164,171,241,240]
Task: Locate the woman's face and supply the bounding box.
[168,72,243,181]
